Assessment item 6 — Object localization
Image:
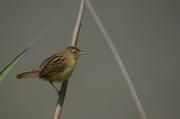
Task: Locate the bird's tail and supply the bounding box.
[16,69,40,79]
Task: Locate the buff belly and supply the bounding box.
[43,67,74,82]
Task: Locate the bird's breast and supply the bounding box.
[50,66,75,82]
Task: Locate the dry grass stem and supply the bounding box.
[71,0,86,47]
[53,81,68,119]
[86,1,148,119]
[53,0,86,119]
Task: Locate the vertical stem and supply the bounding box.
[53,0,86,119]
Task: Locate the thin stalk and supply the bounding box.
[53,80,68,119]
[86,1,148,119]
[25,20,56,50]
[71,0,86,47]
[53,0,86,119]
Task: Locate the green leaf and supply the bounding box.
[0,19,56,82]
[0,48,28,82]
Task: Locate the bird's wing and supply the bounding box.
[39,53,62,69]
[39,53,67,78]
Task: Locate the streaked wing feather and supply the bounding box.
[39,53,67,78]
[39,53,63,69]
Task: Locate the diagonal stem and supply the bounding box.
[25,20,56,50]
[71,0,86,47]
[86,1,148,119]
[53,80,68,119]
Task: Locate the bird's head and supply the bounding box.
[65,46,87,59]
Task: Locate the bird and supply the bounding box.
[16,46,86,95]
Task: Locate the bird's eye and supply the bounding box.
[72,50,77,54]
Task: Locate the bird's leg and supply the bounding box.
[49,81,65,96]
[49,81,60,93]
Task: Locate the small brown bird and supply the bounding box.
[17,46,86,95]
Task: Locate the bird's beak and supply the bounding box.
[79,50,87,55]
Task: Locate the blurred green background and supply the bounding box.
[0,0,179,119]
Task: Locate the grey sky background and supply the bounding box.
[0,0,180,119]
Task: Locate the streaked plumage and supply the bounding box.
[16,46,86,93]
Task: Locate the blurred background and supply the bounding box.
[0,0,179,119]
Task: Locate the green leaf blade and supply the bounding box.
[0,20,56,82]
[0,49,27,82]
